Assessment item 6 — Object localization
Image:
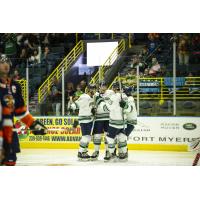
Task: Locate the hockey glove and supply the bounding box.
[73,119,79,128]
[119,100,127,109]
[91,107,97,116]
[30,120,47,135]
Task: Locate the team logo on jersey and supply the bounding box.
[3,94,15,109]
[12,85,17,93]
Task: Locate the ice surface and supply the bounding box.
[16,149,199,166]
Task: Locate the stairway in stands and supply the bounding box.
[29,41,84,115]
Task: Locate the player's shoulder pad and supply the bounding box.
[128,96,135,102]
[122,93,128,100]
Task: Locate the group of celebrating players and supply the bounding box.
[70,80,137,162]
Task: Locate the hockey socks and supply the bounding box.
[78,135,91,153]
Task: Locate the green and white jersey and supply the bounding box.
[75,93,94,123]
[106,92,128,129]
[94,91,110,121]
[124,96,137,125]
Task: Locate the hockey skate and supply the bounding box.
[104,151,116,162]
[90,151,99,161]
[118,152,128,162]
[78,151,91,161]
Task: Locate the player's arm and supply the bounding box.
[2,103,14,143]
[13,81,47,135]
[119,94,129,109]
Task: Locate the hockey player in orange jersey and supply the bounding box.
[0,54,47,166]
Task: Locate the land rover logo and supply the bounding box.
[183,123,197,130]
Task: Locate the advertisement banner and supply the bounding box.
[15,117,81,148]
[129,117,200,144]
[15,116,200,150]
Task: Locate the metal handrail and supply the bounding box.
[16,79,27,104]
[38,40,84,103]
[109,77,200,100]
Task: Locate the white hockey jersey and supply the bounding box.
[125,96,137,125]
[75,93,94,123]
[106,92,128,129]
[94,90,114,121]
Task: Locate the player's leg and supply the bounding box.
[78,122,92,161]
[104,126,119,162]
[3,131,20,166]
[103,120,111,159]
[118,131,128,161]
[123,124,135,159]
[91,121,102,161]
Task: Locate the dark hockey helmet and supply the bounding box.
[87,83,97,91]
[112,82,120,90]
[0,54,12,66]
[99,80,106,87]
[124,86,133,96]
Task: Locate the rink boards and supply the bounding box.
[15,116,200,152]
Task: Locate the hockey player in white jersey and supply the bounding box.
[73,84,96,161]
[90,82,114,160]
[104,82,129,162]
[123,87,137,157]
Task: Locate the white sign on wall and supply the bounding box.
[128,117,200,145]
[87,41,118,66]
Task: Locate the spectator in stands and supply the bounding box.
[149,57,161,76]
[66,82,75,100]
[74,84,83,100]
[147,33,161,54]
[131,55,145,72]
[42,46,53,74]
[148,33,160,41]
[16,33,24,47]
[23,34,39,54]
[42,34,50,46]
[29,48,41,65]
[50,77,62,116]
[140,46,149,62]
[65,82,75,114]
[143,68,150,77]
[178,35,190,66]
[18,48,28,67]
[3,33,17,57]
[12,69,20,81]
[79,80,87,91]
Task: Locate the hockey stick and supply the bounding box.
[118,72,125,131]
[192,153,200,166]
[90,94,97,136]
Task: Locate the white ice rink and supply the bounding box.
[16,149,199,166]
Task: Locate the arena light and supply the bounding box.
[86,41,118,66]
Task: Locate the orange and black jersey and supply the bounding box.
[0,78,34,143]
